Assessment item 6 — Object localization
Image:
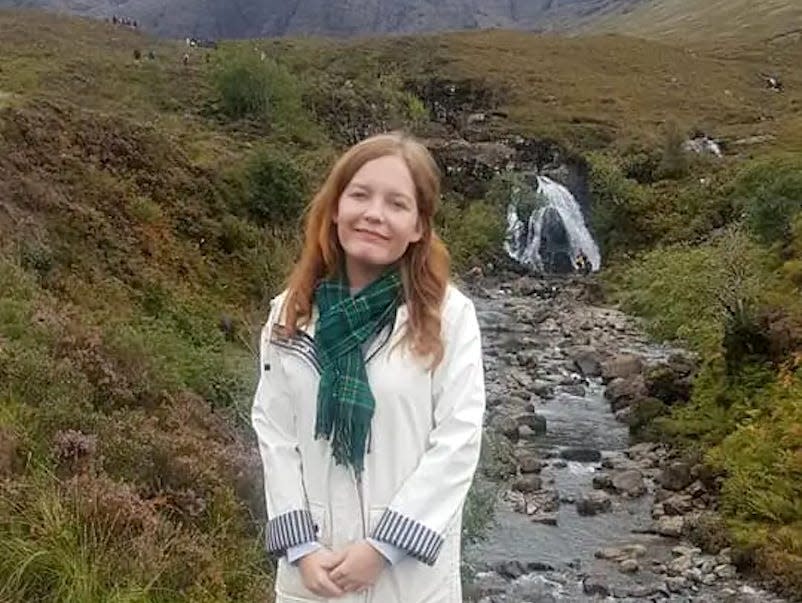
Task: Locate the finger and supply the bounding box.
[316,573,345,597]
[320,550,347,570]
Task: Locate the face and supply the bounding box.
[335,154,423,288]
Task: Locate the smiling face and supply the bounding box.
[334,154,422,290]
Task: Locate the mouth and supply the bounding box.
[355,228,389,241]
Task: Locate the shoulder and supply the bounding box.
[440,283,477,329]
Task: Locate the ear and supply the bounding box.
[409,218,423,243]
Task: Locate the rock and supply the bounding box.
[576,491,612,516]
[582,575,610,597]
[658,462,694,491]
[559,448,602,463]
[470,571,509,598]
[715,564,737,579]
[516,350,539,369]
[672,545,701,558]
[513,475,542,493]
[592,474,613,490]
[595,547,627,561]
[619,559,640,573]
[494,414,520,440]
[561,384,585,397]
[605,375,648,410]
[514,412,547,435]
[665,576,688,592]
[668,555,695,575]
[517,454,544,474]
[601,353,643,382]
[611,469,646,497]
[571,347,603,377]
[656,515,685,537]
[702,572,717,586]
[531,513,558,526]
[664,494,694,515]
[644,357,695,404]
[510,574,557,602]
[532,381,555,399]
[492,560,526,579]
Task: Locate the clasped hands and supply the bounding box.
[298,540,387,598]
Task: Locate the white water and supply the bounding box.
[505,175,601,272]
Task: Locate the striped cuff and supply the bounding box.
[266,509,317,555]
[371,509,444,566]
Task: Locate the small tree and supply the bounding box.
[656,120,690,180]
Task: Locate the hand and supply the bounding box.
[329,541,387,593]
[298,548,347,598]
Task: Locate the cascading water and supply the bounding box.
[504,174,601,273]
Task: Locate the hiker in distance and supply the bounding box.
[251,132,486,602]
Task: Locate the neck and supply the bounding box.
[344,258,385,294]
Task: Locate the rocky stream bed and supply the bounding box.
[460,274,787,603]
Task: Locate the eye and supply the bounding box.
[350,189,368,200]
[390,197,410,210]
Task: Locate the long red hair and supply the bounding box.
[283,132,450,366]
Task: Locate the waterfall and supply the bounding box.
[504,175,601,273]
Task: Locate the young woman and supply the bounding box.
[251,132,486,603]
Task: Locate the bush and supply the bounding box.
[437,197,504,272]
[731,155,802,246]
[655,120,690,181]
[244,150,307,228]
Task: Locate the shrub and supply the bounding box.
[655,120,690,180]
[244,150,307,228]
[437,197,504,272]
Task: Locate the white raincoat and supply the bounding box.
[251,284,486,603]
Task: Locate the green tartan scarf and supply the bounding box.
[313,268,402,474]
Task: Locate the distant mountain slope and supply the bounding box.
[1,0,645,38]
[590,0,802,45]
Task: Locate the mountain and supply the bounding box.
[3,0,646,39]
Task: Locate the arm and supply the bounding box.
[370,295,486,566]
[251,297,318,557]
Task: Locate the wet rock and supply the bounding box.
[518,425,539,440]
[611,469,646,497]
[493,414,520,440]
[715,564,737,579]
[571,347,603,377]
[531,513,558,526]
[515,452,544,474]
[532,381,555,399]
[513,475,542,493]
[582,575,610,597]
[470,571,509,598]
[619,559,640,573]
[559,448,602,463]
[592,474,613,490]
[516,350,539,369]
[658,461,694,491]
[560,384,585,397]
[576,491,612,516]
[510,574,557,602]
[605,375,648,410]
[601,353,644,382]
[595,544,646,561]
[514,412,547,435]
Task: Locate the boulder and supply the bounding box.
[611,469,647,497]
[658,462,694,491]
[601,353,643,382]
[513,475,543,493]
[560,448,602,463]
[576,491,612,516]
[571,347,603,377]
[605,374,648,411]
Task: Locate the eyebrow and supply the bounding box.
[348,181,414,202]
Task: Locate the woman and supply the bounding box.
[251,132,486,603]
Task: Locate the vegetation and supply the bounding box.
[602,155,802,595]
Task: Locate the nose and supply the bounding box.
[363,195,384,223]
